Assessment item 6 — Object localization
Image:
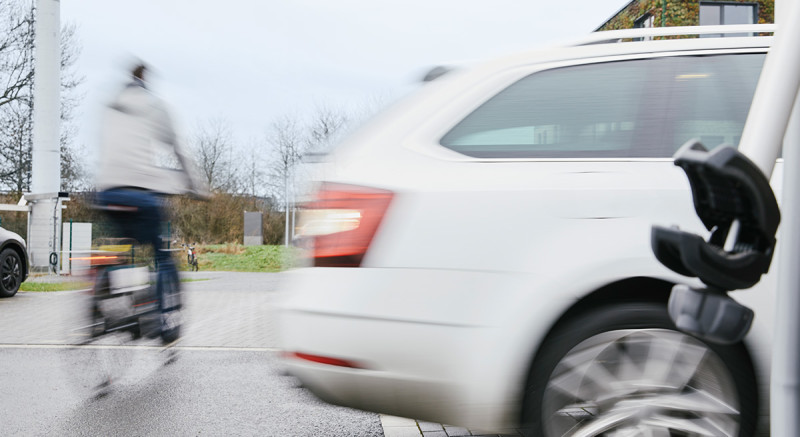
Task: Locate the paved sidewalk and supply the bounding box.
[15,272,522,436]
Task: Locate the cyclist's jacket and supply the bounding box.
[95,79,206,195]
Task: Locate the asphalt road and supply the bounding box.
[0,271,384,436]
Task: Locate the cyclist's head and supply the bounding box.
[132,63,147,81]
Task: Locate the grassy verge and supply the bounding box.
[20,277,209,292]
[185,243,300,272]
[20,281,92,292]
[19,243,296,292]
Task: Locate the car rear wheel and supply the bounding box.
[0,248,22,298]
[522,302,757,437]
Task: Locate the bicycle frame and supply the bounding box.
[83,241,159,339]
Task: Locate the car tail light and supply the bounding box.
[296,183,393,267]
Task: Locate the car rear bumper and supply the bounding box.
[275,267,574,431]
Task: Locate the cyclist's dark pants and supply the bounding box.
[96,188,176,312]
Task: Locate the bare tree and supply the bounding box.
[241,139,267,201]
[191,118,240,193]
[304,105,348,154]
[267,115,304,199]
[262,106,352,244]
[59,22,87,192]
[0,2,85,195]
[0,0,34,111]
[266,115,305,245]
[0,1,34,195]
[0,102,31,194]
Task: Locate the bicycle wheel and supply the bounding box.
[62,270,138,398]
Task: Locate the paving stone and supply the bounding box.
[381,415,419,427]
[383,426,424,437]
[443,425,472,436]
[419,421,445,432]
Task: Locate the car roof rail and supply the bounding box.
[571,24,775,46]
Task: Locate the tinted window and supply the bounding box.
[440,54,765,159]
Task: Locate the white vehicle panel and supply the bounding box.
[278,27,776,435]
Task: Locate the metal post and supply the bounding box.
[52,198,58,274]
[68,218,72,275]
[284,169,289,247]
[732,0,800,433]
[291,166,296,242]
[737,6,800,174]
[769,1,800,435]
[772,93,800,437]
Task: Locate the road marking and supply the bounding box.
[0,343,280,352]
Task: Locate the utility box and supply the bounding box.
[244,212,263,246]
[26,193,69,272]
[61,222,92,275]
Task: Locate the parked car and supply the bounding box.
[277,24,776,436]
[0,226,29,298]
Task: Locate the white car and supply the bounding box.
[277,25,777,436]
[0,226,29,298]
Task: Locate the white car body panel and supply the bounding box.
[277,28,777,433]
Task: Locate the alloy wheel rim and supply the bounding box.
[2,255,20,290]
[542,329,740,437]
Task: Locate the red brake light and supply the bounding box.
[296,183,393,267]
[285,351,365,369]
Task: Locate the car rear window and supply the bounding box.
[440,53,765,159]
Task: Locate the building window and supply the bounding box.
[700,2,757,37]
[633,13,655,41]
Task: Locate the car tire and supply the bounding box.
[521,302,757,437]
[0,248,23,298]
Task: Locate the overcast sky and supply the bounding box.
[60,0,627,151]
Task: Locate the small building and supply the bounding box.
[597,0,773,31]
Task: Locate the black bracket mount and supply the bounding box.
[651,140,780,344]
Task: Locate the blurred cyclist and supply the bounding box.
[94,62,208,340]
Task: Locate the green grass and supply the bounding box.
[185,244,300,273]
[20,277,209,292]
[19,244,297,292]
[20,281,91,292]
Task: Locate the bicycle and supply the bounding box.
[65,233,183,396]
[183,243,199,272]
[85,238,181,343]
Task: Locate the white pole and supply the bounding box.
[31,0,61,194]
[772,90,800,437]
[290,165,296,242]
[284,167,289,247]
[771,1,800,435]
[28,0,62,271]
